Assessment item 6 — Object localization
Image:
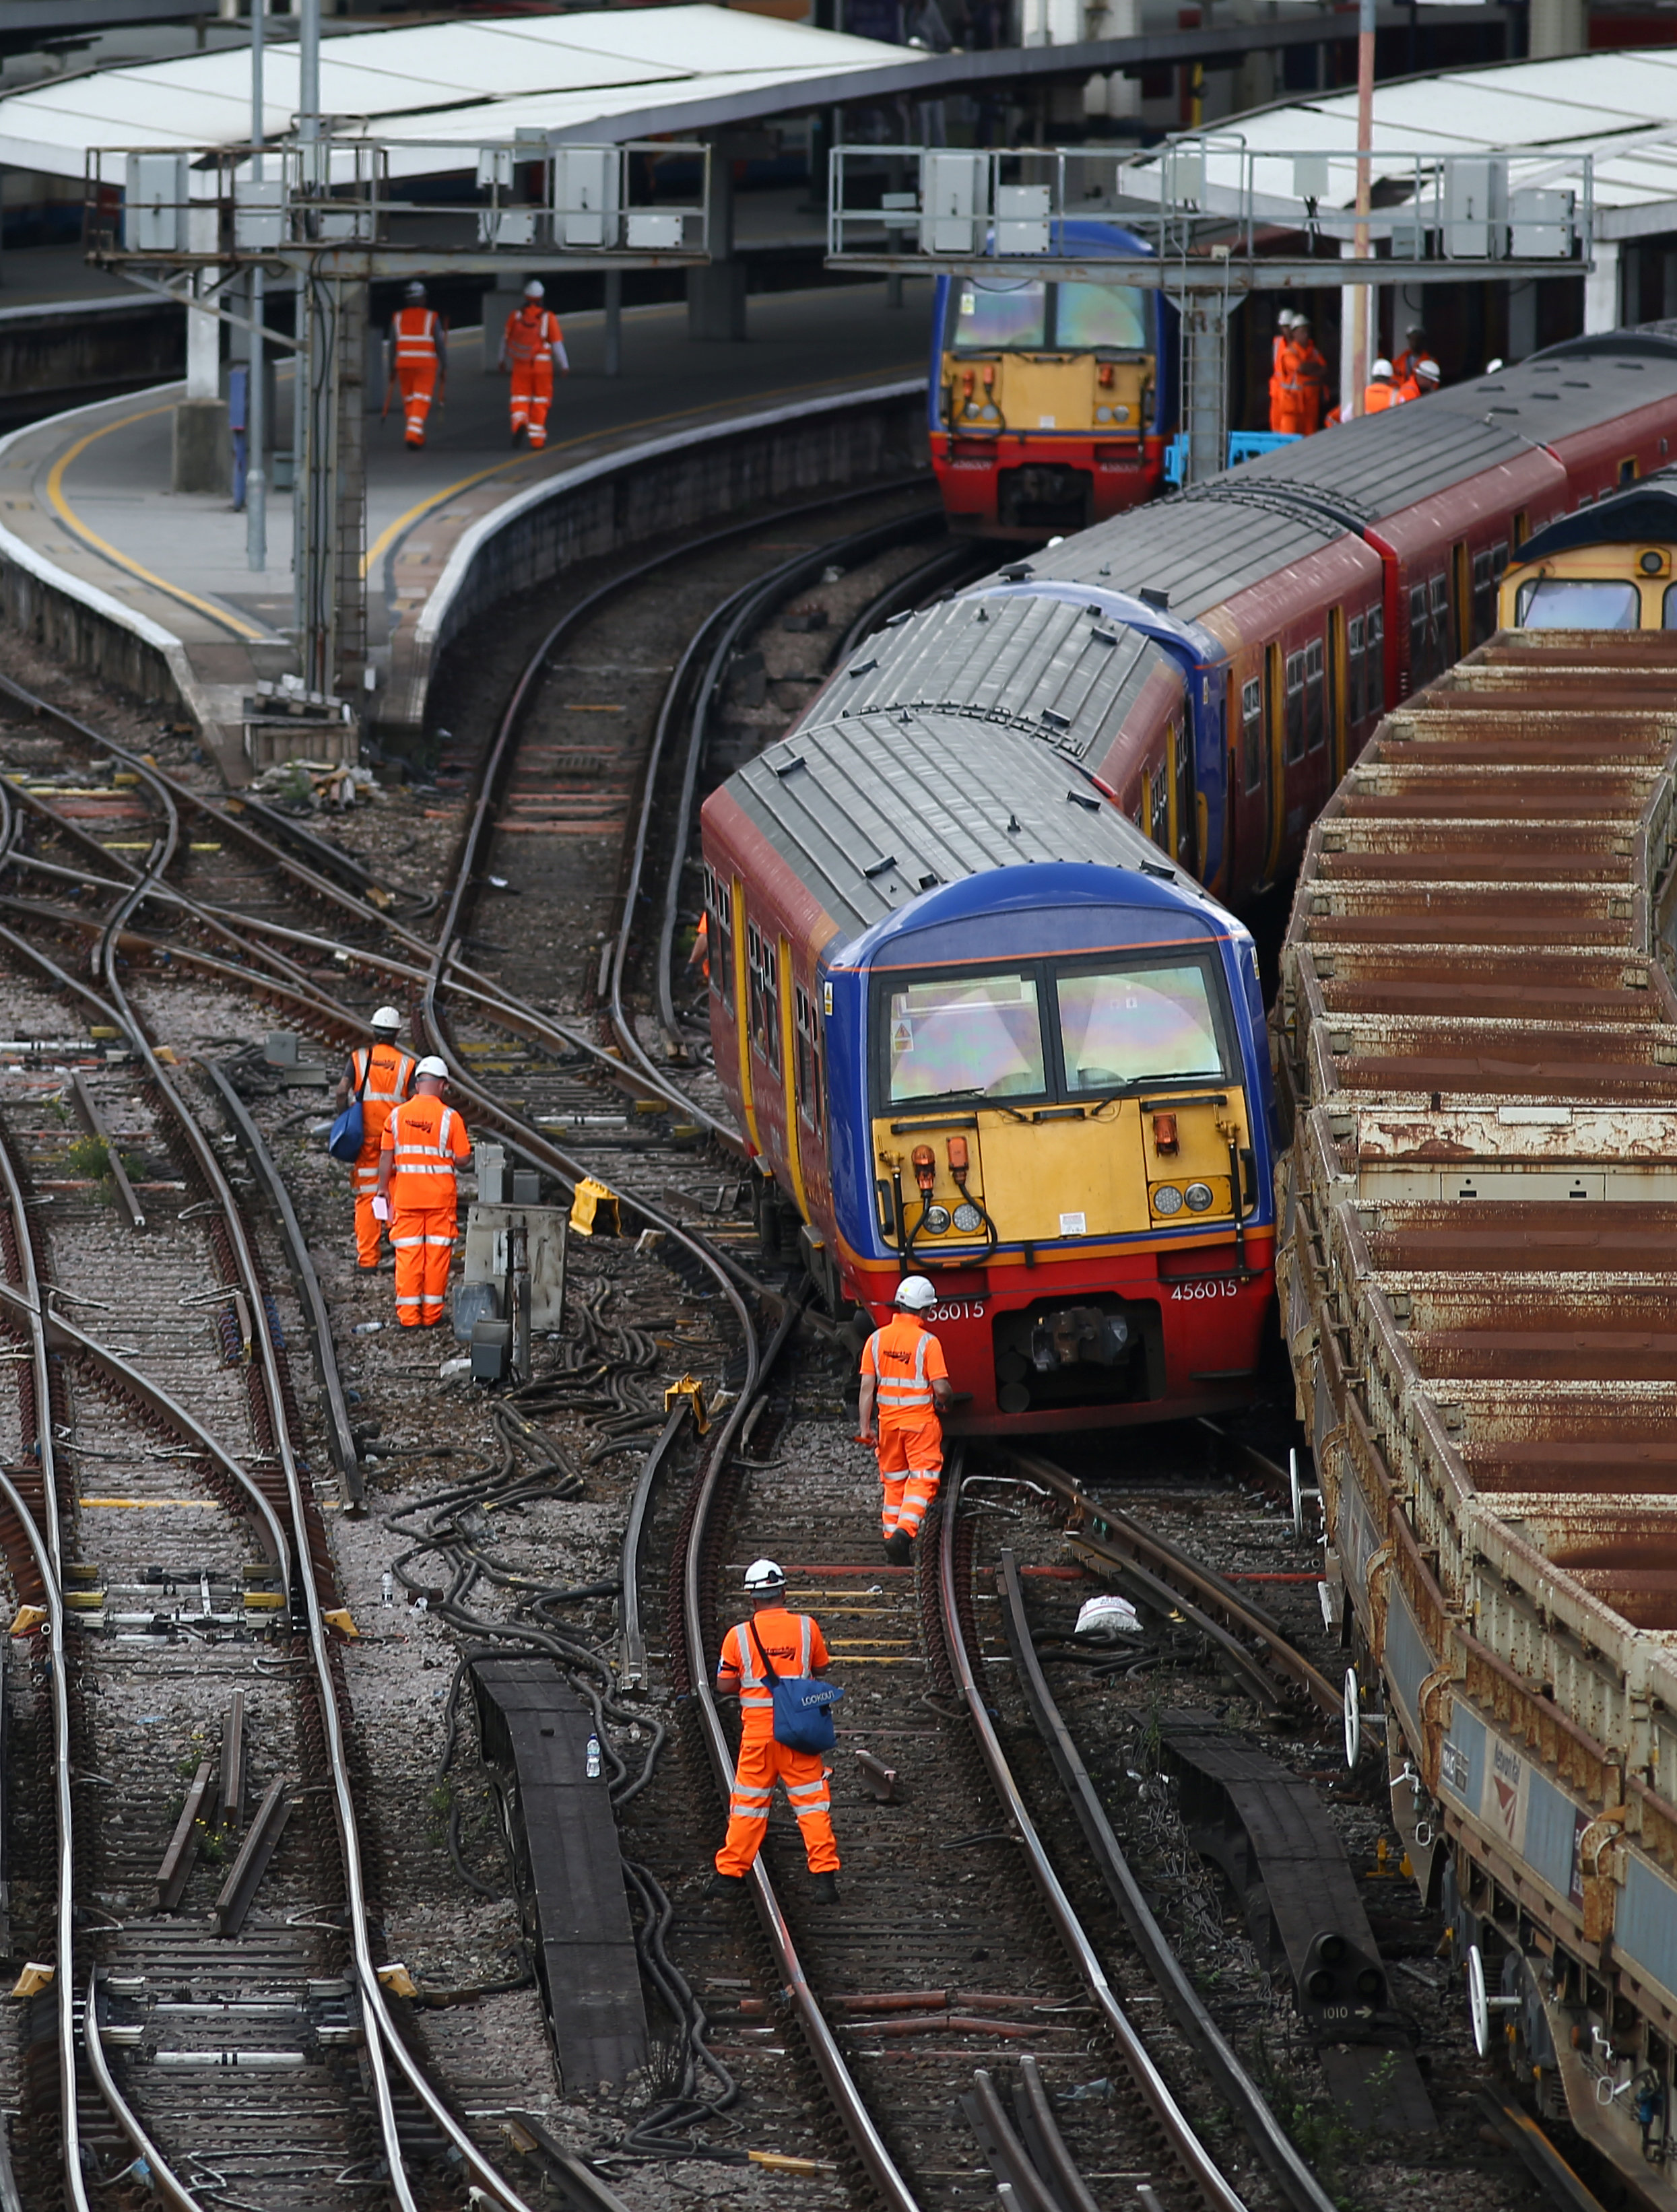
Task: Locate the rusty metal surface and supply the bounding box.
[1274,627,1677,2184]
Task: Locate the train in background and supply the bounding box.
[1499,465,1677,627]
[928,224,1175,539]
[699,323,1677,1435]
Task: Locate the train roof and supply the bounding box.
[1514,471,1677,560]
[834,593,1180,764]
[1008,335,1677,612]
[721,706,1222,950]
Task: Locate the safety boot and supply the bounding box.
[810,1873,840,1904]
[883,1530,913,1567]
[705,1871,746,1898]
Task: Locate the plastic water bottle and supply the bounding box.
[381,1572,393,1608]
[585,1734,601,1780]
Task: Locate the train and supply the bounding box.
[927,223,1175,539]
[698,323,1677,1436]
[1277,594,1677,2203]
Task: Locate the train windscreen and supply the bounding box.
[878,951,1230,1108]
[1516,577,1639,628]
[947,278,1149,354]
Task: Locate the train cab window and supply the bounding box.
[1240,677,1263,793]
[1303,638,1325,751]
[949,279,1047,352]
[885,970,1046,1104]
[1056,959,1226,1092]
[702,863,733,1010]
[793,984,824,1135]
[1662,585,1677,627]
[1054,283,1150,351]
[1517,577,1640,628]
[746,921,781,1073]
[1282,650,1307,764]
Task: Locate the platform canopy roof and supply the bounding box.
[0,4,933,180]
[1136,48,1677,241]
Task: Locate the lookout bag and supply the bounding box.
[749,1620,843,1754]
[328,1051,371,1163]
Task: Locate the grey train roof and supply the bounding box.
[725,708,1206,945]
[834,595,1181,767]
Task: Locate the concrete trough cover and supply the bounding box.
[1160,1716,1437,2137]
[471,1658,648,2089]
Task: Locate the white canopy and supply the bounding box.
[0,6,926,180]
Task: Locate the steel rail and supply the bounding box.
[204,1061,364,1509]
[640,507,946,1052]
[935,1454,1249,2212]
[674,1286,923,2212]
[1010,1449,1344,1719]
[81,1971,207,2212]
[616,1400,691,1694]
[996,1547,1339,2212]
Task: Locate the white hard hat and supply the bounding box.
[371,1006,402,1031]
[1371,359,1393,379]
[744,1558,785,1593]
[403,280,426,302]
[414,1054,449,1079]
[895,1275,938,1312]
[1415,357,1441,383]
[523,278,546,300]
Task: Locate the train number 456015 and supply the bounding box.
[1168,1278,1241,1300]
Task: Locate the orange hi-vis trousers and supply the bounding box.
[391,1205,456,1327]
[397,359,436,446]
[876,1413,942,1541]
[354,1182,387,1271]
[715,1733,839,1875]
[510,356,554,448]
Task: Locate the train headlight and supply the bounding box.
[1152,1184,1185,1216]
[1184,1182,1215,1213]
[952,1202,983,1234]
[923,1205,951,1234]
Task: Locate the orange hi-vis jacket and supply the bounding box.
[348,1042,416,1190]
[504,304,563,364]
[861,1313,948,1422]
[379,1093,469,1213]
[1364,380,1402,413]
[721,1609,829,1741]
[393,306,441,363]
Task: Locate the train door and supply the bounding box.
[1328,607,1349,781]
[1451,540,1470,660]
[1263,640,1285,885]
[728,877,761,1154]
[776,939,812,1221]
[1171,716,1193,871]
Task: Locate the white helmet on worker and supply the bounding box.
[370,1006,403,1032]
[403,280,426,302]
[1371,358,1393,380]
[895,1275,938,1312]
[523,277,546,300]
[414,1054,449,1079]
[744,1558,786,1593]
[1414,358,1441,384]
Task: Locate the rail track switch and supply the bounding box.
[7,1606,44,1637]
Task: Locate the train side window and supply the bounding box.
[1303,638,1324,751]
[1408,584,1427,682]
[746,920,781,1073]
[1428,574,1449,676]
[1513,510,1529,549]
[1240,677,1263,793]
[793,984,824,1135]
[1471,550,1495,644]
[1148,758,1169,849]
[1365,607,1385,716]
[703,863,733,1009]
[1620,456,1639,485]
[1282,650,1306,764]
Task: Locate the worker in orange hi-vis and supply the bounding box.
[332,1007,416,1271]
[386,281,446,450]
[1275,318,1330,438]
[858,1274,955,1566]
[1395,356,1441,403]
[708,1560,841,1904]
[1268,308,1299,433]
[373,1057,469,1328]
[499,277,570,450]
[1363,358,1404,413]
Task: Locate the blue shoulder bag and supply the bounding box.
[749,1620,843,1755]
[328,1050,370,1163]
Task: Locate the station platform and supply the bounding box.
[0,277,933,778]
